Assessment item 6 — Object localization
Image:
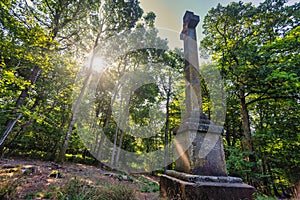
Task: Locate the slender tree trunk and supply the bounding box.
[110,56,129,167]
[115,129,125,166]
[1,96,40,157]
[96,82,121,161]
[58,34,101,163]
[0,66,41,150]
[238,86,259,186]
[163,72,171,173]
[111,123,119,166]
[225,122,231,146]
[58,67,92,161]
[110,84,124,167]
[115,84,132,166]
[164,92,170,173]
[93,116,105,153]
[15,66,42,109]
[58,68,92,162]
[261,159,271,196]
[294,181,300,200]
[1,119,32,158]
[96,107,112,160]
[238,87,252,152]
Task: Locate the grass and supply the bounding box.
[58,177,136,200]
[1,175,137,200]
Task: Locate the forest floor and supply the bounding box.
[0,158,161,200]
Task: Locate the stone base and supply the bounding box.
[160,173,255,200]
[174,111,227,176]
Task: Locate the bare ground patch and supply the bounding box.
[0,158,160,200]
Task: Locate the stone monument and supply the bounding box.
[160,11,255,200]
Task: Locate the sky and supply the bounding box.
[139,0,298,49]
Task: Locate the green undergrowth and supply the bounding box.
[58,177,136,200]
[255,196,278,200]
[0,176,22,199]
[135,176,160,193]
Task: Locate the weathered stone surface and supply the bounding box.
[166,170,243,184]
[175,10,227,177]
[174,125,227,176]
[180,111,210,124]
[178,121,224,134]
[160,174,255,200]
[181,11,202,114]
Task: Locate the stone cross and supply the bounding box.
[174,11,227,176]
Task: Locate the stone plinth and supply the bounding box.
[160,171,255,200]
[174,112,227,176]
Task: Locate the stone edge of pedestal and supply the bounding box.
[166,170,243,184]
[160,174,255,200]
[177,122,224,134]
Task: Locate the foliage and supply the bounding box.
[0,172,24,199]
[201,0,300,197]
[136,176,160,193]
[255,196,277,200]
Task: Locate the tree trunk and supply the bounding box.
[57,33,100,163]
[15,66,41,109]
[163,93,170,173]
[110,84,124,167]
[0,66,42,150]
[115,91,131,166]
[96,107,112,160]
[294,181,300,200]
[238,87,252,152]
[261,159,271,195]
[57,68,92,162]
[225,122,231,147]
[96,82,120,161]
[238,86,259,186]
[163,71,171,173]
[115,129,125,166]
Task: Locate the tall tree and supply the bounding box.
[58,0,144,162]
[201,0,299,192]
[0,0,102,155]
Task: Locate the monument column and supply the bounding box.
[160,11,255,200]
[174,11,227,176]
[180,11,202,114]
